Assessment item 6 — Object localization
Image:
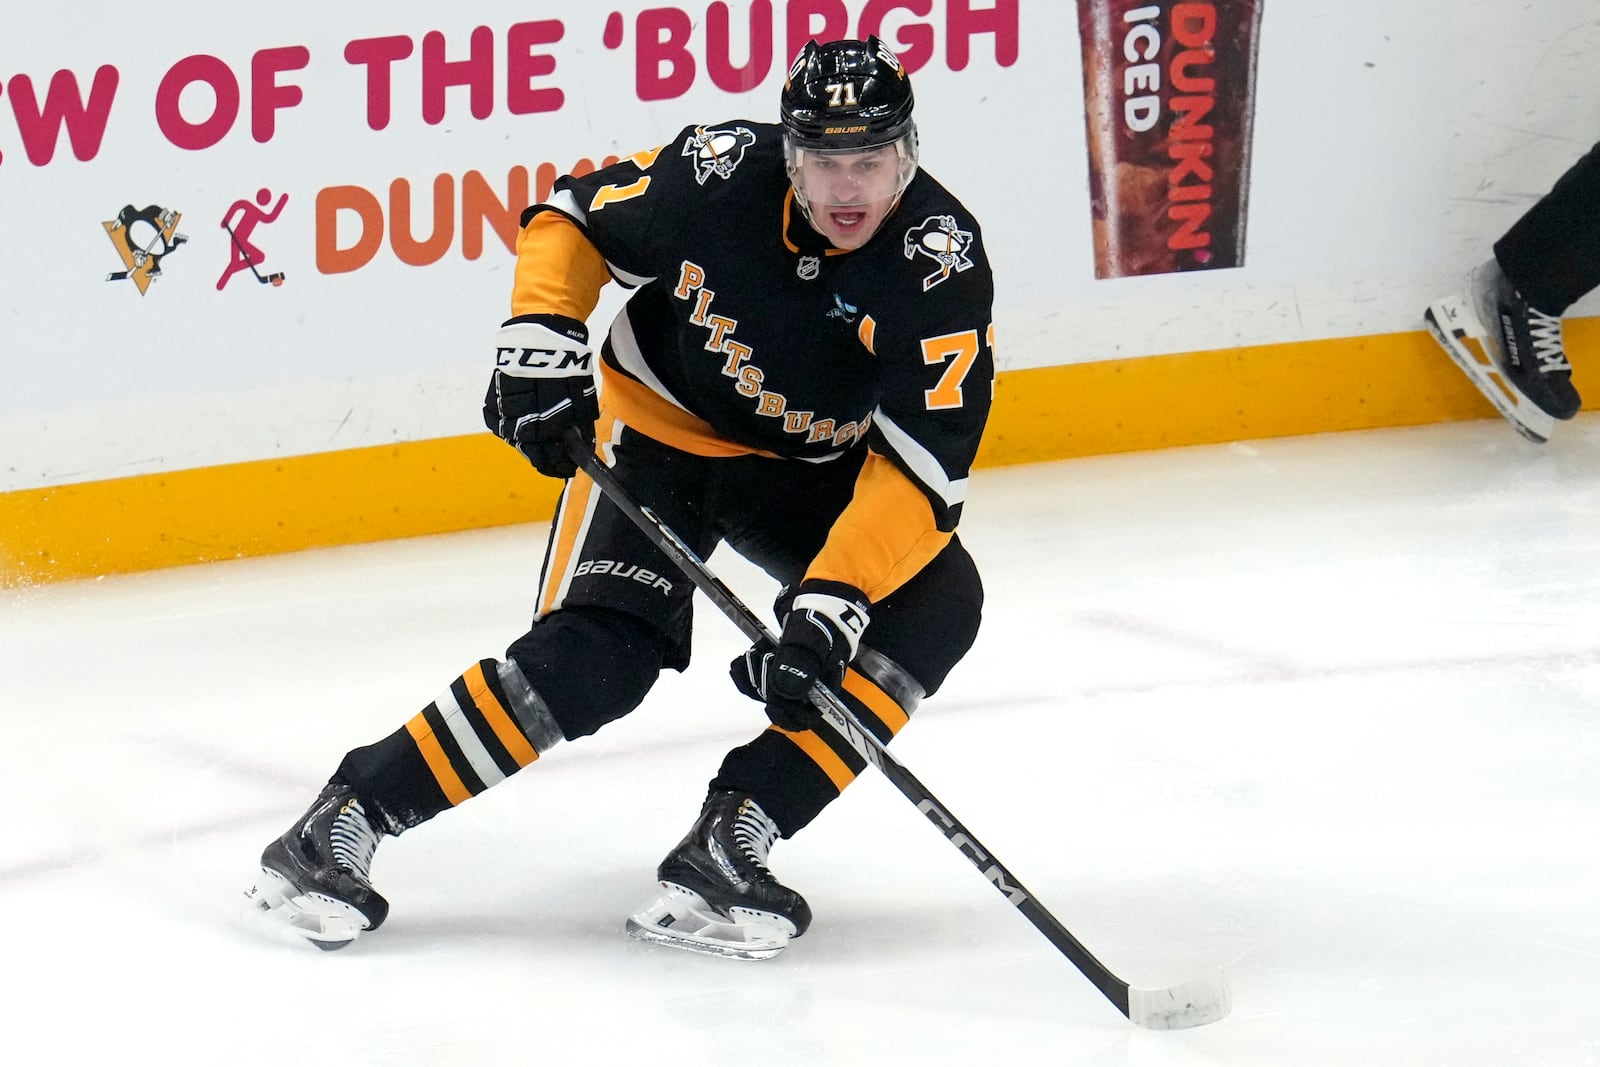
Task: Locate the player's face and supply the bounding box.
[792,146,903,250]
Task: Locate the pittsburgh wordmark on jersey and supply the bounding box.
[673,259,872,449]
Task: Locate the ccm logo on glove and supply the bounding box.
[729,581,871,733]
[495,335,592,373]
[484,313,598,480]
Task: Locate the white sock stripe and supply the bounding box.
[433,684,508,790]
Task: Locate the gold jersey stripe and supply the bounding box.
[598,369,778,459]
[462,661,540,768]
[405,715,474,806]
[770,723,857,791]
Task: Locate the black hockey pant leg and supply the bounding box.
[335,607,666,834]
[1495,138,1600,312]
[710,537,984,836]
[504,606,668,740]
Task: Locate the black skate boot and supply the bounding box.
[244,781,389,950]
[1425,258,1580,441]
[626,792,811,959]
[1470,259,1581,420]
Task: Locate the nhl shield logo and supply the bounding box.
[682,125,757,185]
[797,255,820,280]
[903,215,975,292]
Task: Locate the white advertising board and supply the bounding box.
[2,1,1597,490]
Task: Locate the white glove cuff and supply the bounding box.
[790,591,870,660]
[493,321,594,379]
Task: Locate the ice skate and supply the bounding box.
[1425,259,1579,442]
[244,781,389,950]
[626,792,811,960]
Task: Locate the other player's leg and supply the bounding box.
[1471,259,1579,420]
[1425,140,1598,440]
[1424,259,1574,443]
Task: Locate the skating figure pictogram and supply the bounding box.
[218,188,288,290]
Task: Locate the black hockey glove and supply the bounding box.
[730,580,870,732]
[483,313,597,479]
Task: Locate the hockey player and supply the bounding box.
[245,37,994,959]
[1425,141,1598,442]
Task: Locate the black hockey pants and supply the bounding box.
[1495,139,1600,312]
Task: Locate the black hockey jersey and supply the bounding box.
[514,120,995,601]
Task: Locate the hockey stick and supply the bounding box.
[562,430,1231,1029]
[223,221,286,286]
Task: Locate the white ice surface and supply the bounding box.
[4,415,1599,1065]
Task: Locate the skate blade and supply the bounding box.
[241,867,367,950]
[1425,297,1555,443]
[625,883,793,961]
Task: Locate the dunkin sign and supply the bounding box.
[1077,1,1263,277]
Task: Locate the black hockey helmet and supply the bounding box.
[779,36,916,152]
[780,37,919,238]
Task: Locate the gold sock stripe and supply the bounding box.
[841,669,910,736]
[462,661,540,768]
[405,715,473,806]
[770,723,858,791]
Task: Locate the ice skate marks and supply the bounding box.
[1424,294,1555,443]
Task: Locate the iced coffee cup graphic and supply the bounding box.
[1078,1,1263,277]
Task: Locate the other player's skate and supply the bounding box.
[244,781,389,950]
[626,791,811,960]
[1424,258,1580,442]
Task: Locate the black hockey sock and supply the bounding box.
[710,666,910,836]
[336,659,558,834]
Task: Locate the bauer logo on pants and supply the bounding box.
[1076,0,1264,277]
[572,558,674,594]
